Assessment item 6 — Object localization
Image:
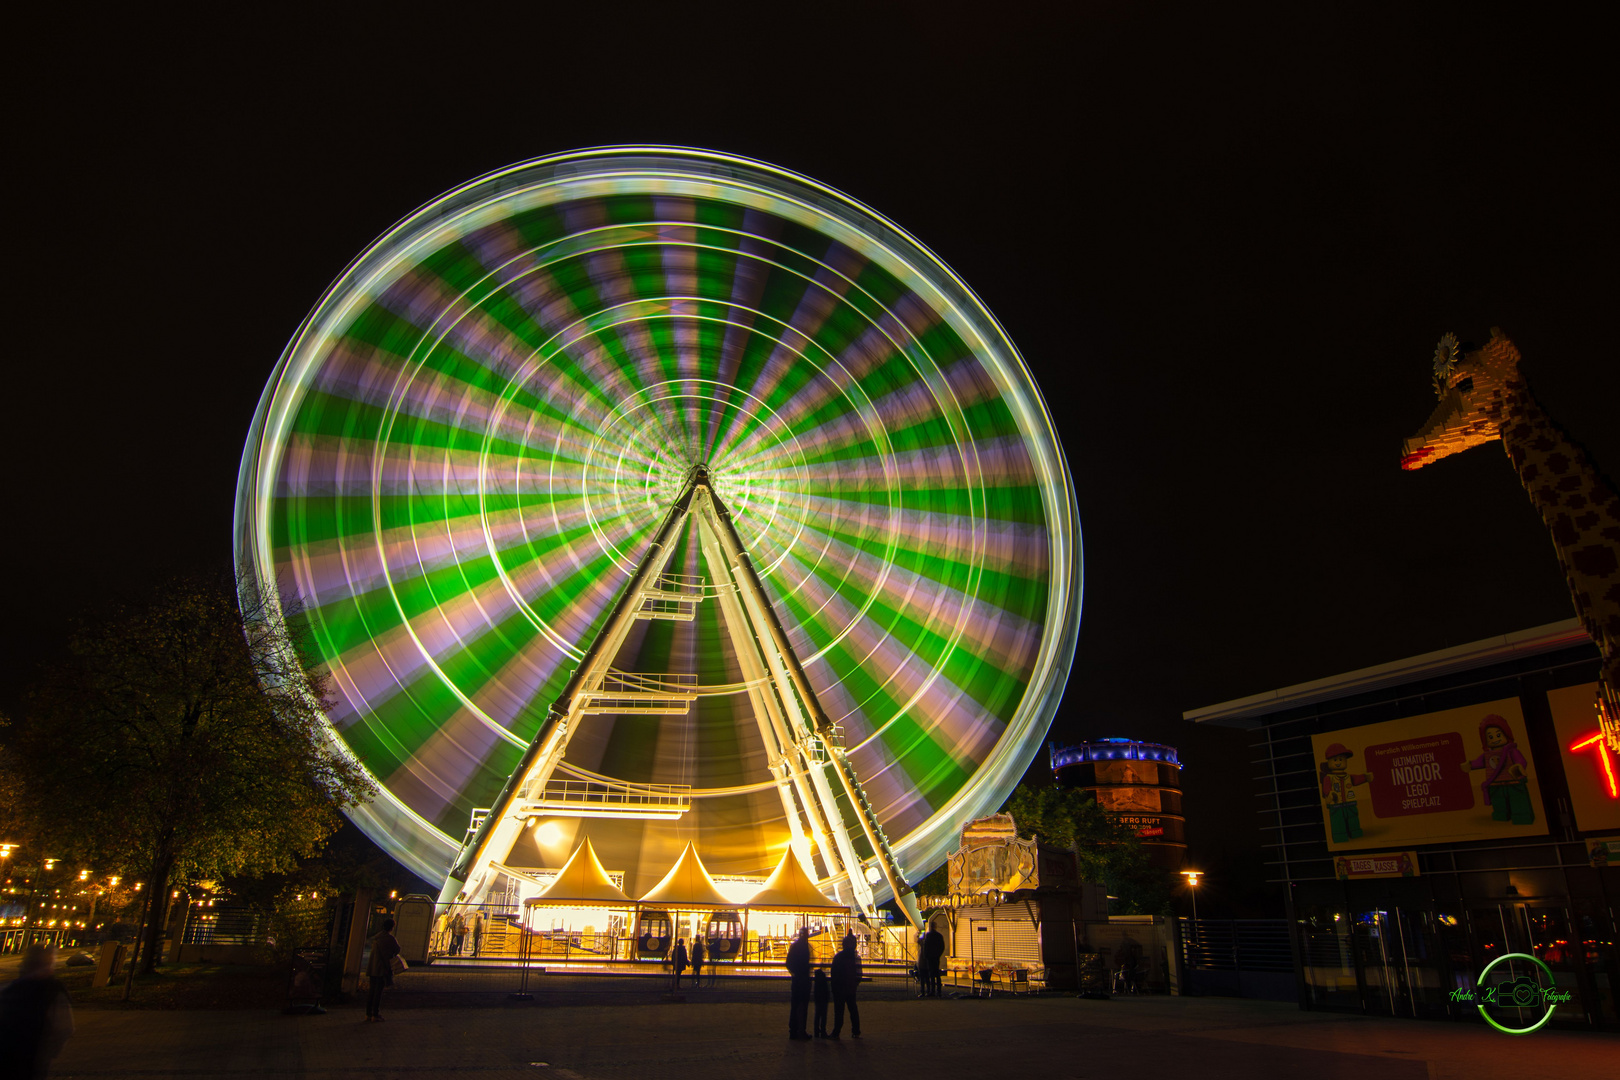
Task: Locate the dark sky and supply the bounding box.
[9,5,1615,909]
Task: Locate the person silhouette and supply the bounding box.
[672,937,689,990]
[690,935,705,991]
[785,927,812,1040]
[830,933,862,1038]
[922,924,946,997]
[812,966,831,1036]
[0,943,73,1076]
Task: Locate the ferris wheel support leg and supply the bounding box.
[442,479,699,905]
[693,492,875,915]
[694,507,846,890]
[696,478,921,929]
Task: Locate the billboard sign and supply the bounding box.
[1311,697,1547,851]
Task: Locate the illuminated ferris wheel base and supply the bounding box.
[234,147,1081,919]
[448,465,920,924]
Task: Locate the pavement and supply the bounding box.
[41,977,1620,1080]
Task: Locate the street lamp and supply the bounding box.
[1179,870,1202,922]
[1179,870,1203,966]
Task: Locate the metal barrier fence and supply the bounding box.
[1179,918,1293,972]
[1178,917,1296,1000]
[183,905,267,946]
[428,904,915,967]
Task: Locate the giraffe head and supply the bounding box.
[1399,328,1523,470]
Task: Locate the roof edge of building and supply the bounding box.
[1182,617,1590,727]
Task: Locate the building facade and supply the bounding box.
[1050,738,1187,870]
[1186,619,1620,1030]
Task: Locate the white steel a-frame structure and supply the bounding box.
[439,466,923,929]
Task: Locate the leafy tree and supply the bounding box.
[909,784,1172,915]
[1005,784,1171,915]
[16,571,375,971]
[0,715,33,851]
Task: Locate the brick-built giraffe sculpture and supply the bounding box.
[1400,327,1620,751]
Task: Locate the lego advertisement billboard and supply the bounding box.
[1311,696,1547,851]
[1547,682,1620,833]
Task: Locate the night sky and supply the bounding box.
[9,6,1615,912]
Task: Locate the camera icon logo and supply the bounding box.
[1500,975,1541,1009]
[1475,953,1557,1035]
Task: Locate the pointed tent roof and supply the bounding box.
[527,837,634,906]
[746,848,847,911]
[638,841,733,908]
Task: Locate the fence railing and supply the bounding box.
[1179,918,1293,974]
[184,906,266,946]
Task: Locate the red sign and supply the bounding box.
[1135,826,1164,837]
[1364,732,1475,818]
[1335,851,1420,880]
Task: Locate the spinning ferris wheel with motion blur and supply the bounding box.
[235,147,1082,927]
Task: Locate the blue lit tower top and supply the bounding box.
[1049,738,1185,870]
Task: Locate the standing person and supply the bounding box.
[449,910,466,957]
[433,909,451,955]
[785,927,812,1041]
[671,937,688,990]
[812,966,831,1037]
[469,909,484,958]
[0,943,73,1078]
[365,918,401,1022]
[689,936,705,991]
[829,933,862,1039]
[922,923,946,997]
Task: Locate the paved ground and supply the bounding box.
[41,981,1618,1080]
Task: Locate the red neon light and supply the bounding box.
[1571,730,1620,799]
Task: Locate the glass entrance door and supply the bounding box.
[1524,905,1591,1025]
[1351,911,1397,1015]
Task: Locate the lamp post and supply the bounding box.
[1179,870,1202,922]
[1179,870,1202,966]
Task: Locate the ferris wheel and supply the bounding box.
[235,147,1081,924]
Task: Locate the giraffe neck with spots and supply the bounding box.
[1496,373,1620,695]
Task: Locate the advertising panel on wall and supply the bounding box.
[1333,851,1420,880]
[1548,682,1620,832]
[1310,696,1548,851]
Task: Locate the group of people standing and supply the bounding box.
[666,936,717,989]
[785,928,862,1040]
[434,908,484,957]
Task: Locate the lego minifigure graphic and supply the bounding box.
[1319,743,1372,843]
[1460,714,1535,825]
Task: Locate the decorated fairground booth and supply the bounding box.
[921,813,1113,993]
[234,147,1083,966]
